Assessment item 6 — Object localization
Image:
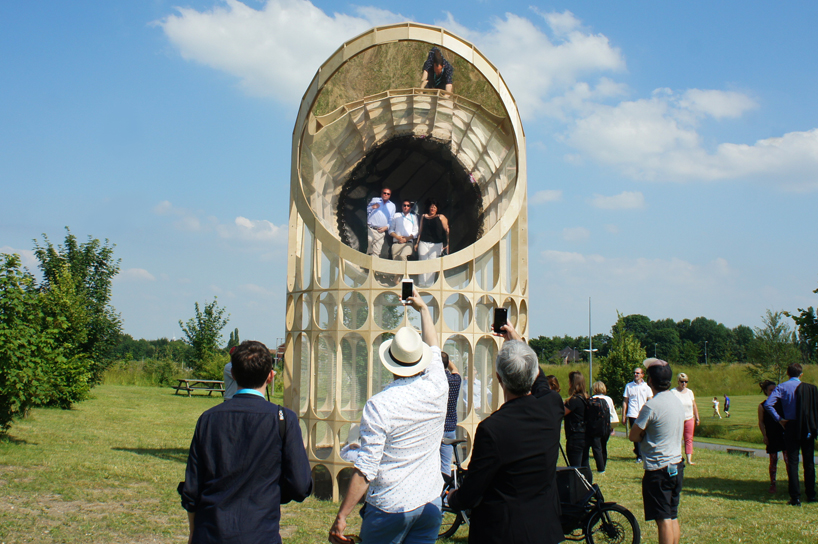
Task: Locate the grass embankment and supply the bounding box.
[2,385,817,543]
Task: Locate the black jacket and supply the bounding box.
[797,382,818,440]
[448,370,564,544]
[178,394,313,544]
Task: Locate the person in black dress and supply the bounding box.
[758,379,788,493]
[564,370,589,467]
[414,199,449,287]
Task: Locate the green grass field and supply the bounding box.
[1,385,816,543]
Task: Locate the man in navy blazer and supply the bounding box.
[179,341,312,543]
[447,322,564,544]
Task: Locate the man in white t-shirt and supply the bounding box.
[623,366,653,462]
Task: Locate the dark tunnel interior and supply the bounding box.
[336,135,484,256]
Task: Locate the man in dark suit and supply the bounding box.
[447,322,564,544]
[179,341,313,543]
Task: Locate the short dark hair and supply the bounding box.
[433,49,444,67]
[441,351,449,369]
[231,340,273,389]
[646,364,672,392]
[787,363,803,378]
[426,199,440,212]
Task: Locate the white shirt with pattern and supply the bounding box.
[354,346,447,513]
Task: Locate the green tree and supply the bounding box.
[179,299,230,371]
[0,255,61,431]
[37,264,93,408]
[597,313,648,402]
[784,281,818,364]
[747,310,801,384]
[227,328,241,350]
[33,228,122,382]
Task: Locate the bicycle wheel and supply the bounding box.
[438,508,464,540]
[585,504,640,544]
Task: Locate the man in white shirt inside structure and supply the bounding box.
[389,200,419,261]
[623,366,653,463]
[328,289,448,544]
[366,187,396,259]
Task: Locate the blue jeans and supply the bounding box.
[360,497,443,544]
[440,430,457,475]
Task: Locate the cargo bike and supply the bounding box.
[438,439,640,543]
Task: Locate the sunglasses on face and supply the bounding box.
[382,192,391,195]
[402,204,411,207]
[679,380,688,384]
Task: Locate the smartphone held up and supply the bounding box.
[401,279,413,305]
[492,307,508,334]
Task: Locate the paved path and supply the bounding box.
[612,431,818,463]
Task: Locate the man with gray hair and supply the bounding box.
[447,322,564,544]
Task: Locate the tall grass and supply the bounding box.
[102,358,192,387]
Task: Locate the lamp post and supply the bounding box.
[654,343,657,358]
[586,297,595,387]
[704,341,708,366]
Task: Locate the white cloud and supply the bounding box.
[566,93,818,190]
[438,10,626,119]
[680,89,757,119]
[217,216,286,242]
[0,246,37,270]
[531,189,562,204]
[159,0,405,104]
[604,224,619,234]
[562,227,590,242]
[154,201,286,244]
[241,283,276,296]
[117,268,157,282]
[590,191,645,210]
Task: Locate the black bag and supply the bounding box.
[585,397,611,438]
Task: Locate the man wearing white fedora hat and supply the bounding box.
[329,289,448,544]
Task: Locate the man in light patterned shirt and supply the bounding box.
[329,290,448,544]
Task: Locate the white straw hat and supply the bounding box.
[378,326,433,377]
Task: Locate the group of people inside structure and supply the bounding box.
[366,186,450,285]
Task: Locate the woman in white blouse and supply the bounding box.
[672,372,700,465]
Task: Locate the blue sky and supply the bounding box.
[2,0,817,346]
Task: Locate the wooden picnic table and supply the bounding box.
[173,379,225,397]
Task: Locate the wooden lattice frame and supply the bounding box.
[284,23,528,501]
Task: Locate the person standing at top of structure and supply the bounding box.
[420,47,453,92]
[623,366,653,463]
[367,187,396,259]
[328,290,448,544]
[389,200,418,261]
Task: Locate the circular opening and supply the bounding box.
[372,333,395,393]
[373,291,404,330]
[407,292,440,331]
[337,135,483,255]
[475,295,497,333]
[312,422,335,460]
[299,419,307,447]
[315,292,337,329]
[311,464,333,501]
[342,292,368,330]
[444,293,472,332]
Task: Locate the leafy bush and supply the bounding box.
[195,352,230,381]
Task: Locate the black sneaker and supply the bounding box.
[806,497,817,503]
[787,499,802,506]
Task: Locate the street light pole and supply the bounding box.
[589,297,593,386]
[704,341,708,366]
[654,343,657,357]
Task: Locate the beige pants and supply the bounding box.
[391,241,413,261]
[367,227,388,258]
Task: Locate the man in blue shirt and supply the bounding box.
[179,341,313,542]
[366,187,396,259]
[764,363,816,505]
